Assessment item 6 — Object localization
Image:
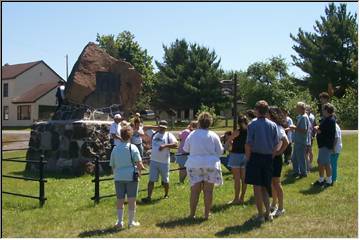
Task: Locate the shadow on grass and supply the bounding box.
[299,184,324,195]
[2,202,39,211]
[215,217,262,237]
[156,217,206,228]
[136,197,162,205]
[281,170,297,185]
[78,226,122,237]
[211,203,233,213]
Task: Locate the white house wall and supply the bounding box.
[2,62,63,127]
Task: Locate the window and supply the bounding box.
[3,106,9,120]
[3,83,8,97]
[17,105,31,120]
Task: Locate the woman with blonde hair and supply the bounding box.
[183,112,223,219]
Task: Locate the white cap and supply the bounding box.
[114,114,122,119]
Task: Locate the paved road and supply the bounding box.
[2,129,357,151]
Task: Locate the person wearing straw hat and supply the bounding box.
[142,120,177,203]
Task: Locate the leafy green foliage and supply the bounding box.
[195,104,218,126]
[290,3,358,98]
[96,31,155,110]
[154,39,230,113]
[332,87,358,129]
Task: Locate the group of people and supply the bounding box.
[108,91,343,228]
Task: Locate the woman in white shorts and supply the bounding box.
[183,112,224,220]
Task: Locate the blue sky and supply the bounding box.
[2,2,358,80]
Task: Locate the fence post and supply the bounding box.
[94,155,100,204]
[39,151,45,207]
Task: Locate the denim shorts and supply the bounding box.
[115,181,139,199]
[228,153,247,168]
[175,154,188,168]
[149,160,170,183]
[318,147,331,165]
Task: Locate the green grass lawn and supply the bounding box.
[2,134,357,237]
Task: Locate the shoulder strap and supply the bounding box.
[129,144,135,168]
[167,132,170,144]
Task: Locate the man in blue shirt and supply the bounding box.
[290,102,309,178]
[245,100,280,223]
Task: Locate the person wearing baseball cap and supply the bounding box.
[110,114,123,148]
[142,120,178,203]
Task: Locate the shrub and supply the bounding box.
[332,87,358,129]
[195,104,218,126]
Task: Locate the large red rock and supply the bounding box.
[65,42,142,112]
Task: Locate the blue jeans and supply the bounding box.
[330,153,340,182]
[292,143,307,175]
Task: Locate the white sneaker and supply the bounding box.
[274,208,286,217]
[264,213,273,222]
[270,205,278,213]
[115,221,124,228]
[128,221,140,228]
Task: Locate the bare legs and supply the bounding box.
[179,168,187,183]
[230,168,247,204]
[203,182,214,219]
[253,185,270,217]
[189,181,214,219]
[271,177,283,210]
[189,182,202,218]
[147,181,169,198]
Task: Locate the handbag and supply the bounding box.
[129,144,139,182]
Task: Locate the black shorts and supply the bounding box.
[272,155,283,177]
[245,153,273,189]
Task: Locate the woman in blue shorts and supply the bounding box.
[226,115,248,205]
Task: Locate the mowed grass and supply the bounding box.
[2,134,357,238]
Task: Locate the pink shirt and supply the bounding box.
[177,129,191,154]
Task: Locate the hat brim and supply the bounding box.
[159,125,168,129]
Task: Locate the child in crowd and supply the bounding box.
[268,107,289,217]
[226,115,248,205]
[220,131,233,171]
[331,121,342,184]
[245,100,280,222]
[176,121,198,183]
[313,103,336,187]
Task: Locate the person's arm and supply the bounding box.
[109,150,116,169]
[275,136,289,156]
[225,130,239,151]
[183,134,191,153]
[245,143,251,161]
[291,117,307,134]
[131,145,146,174]
[159,133,178,150]
[214,134,224,156]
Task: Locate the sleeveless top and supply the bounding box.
[231,129,247,154]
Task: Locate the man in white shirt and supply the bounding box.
[142,120,177,203]
[110,114,122,148]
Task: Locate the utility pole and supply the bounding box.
[233,73,238,131]
[65,54,68,81]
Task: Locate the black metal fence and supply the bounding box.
[2,148,47,207]
[91,154,186,204]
